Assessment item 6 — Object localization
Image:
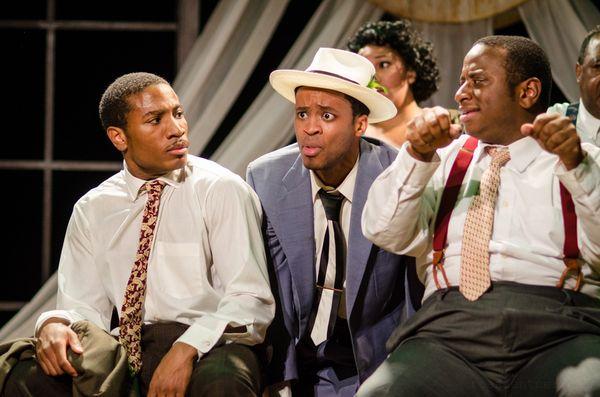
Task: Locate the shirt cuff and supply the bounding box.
[35,310,74,336]
[555,150,596,198]
[175,320,228,356]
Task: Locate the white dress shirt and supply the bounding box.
[548,101,600,146]
[37,155,275,357]
[362,135,600,300]
[310,157,358,319]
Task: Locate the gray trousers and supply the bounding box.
[3,322,262,397]
[357,282,600,397]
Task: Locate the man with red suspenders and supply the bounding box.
[357,36,600,396]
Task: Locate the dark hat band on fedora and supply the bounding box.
[269,48,397,123]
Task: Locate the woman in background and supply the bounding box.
[348,20,441,148]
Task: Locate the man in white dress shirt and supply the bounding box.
[4,73,274,396]
[548,25,600,146]
[357,36,600,396]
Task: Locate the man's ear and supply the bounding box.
[107,126,128,152]
[354,114,369,137]
[575,63,583,84]
[517,77,541,110]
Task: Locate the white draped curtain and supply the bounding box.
[2,0,599,340]
[211,0,383,175]
[518,0,600,102]
[415,19,494,108]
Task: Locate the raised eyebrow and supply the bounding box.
[317,105,338,113]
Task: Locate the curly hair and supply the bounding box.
[347,20,440,103]
[99,72,169,131]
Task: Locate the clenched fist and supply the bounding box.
[406,106,463,162]
[521,113,584,170]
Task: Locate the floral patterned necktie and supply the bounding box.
[119,180,166,373]
[459,147,510,301]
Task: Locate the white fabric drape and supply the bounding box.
[175,0,290,156]
[210,0,383,176]
[518,0,600,102]
[415,19,494,108]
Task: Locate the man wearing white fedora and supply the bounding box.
[246,48,422,396]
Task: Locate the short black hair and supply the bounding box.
[475,35,552,113]
[578,25,600,64]
[99,72,169,131]
[344,94,370,118]
[347,19,440,103]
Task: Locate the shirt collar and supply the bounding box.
[474,136,542,173]
[578,101,600,139]
[123,160,188,201]
[310,155,359,204]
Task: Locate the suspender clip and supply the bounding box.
[556,257,583,292]
[432,250,451,290]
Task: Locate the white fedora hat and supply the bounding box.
[269,48,397,123]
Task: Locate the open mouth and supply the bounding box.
[301,145,321,157]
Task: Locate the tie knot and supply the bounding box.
[140,180,166,196]
[318,189,343,221]
[486,146,511,166]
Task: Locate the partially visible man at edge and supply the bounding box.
[3,72,274,397]
[548,25,600,146]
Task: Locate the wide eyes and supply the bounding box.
[296,111,335,121]
[322,112,334,121]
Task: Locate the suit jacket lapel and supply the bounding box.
[346,140,385,317]
[277,155,315,336]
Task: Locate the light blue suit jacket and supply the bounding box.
[246,137,422,385]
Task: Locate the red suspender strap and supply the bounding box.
[431,136,478,289]
[557,183,582,291]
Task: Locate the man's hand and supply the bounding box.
[521,113,584,170]
[36,319,83,377]
[147,342,197,397]
[406,106,463,162]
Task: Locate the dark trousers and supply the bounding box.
[357,282,600,397]
[294,317,358,396]
[3,322,262,397]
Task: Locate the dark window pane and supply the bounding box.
[0,29,45,160]
[0,311,19,329]
[51,170,120,272]
[0,170,42,301]
[54,30,175,161]
[0,1,46,20]
[56,0,176,22]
